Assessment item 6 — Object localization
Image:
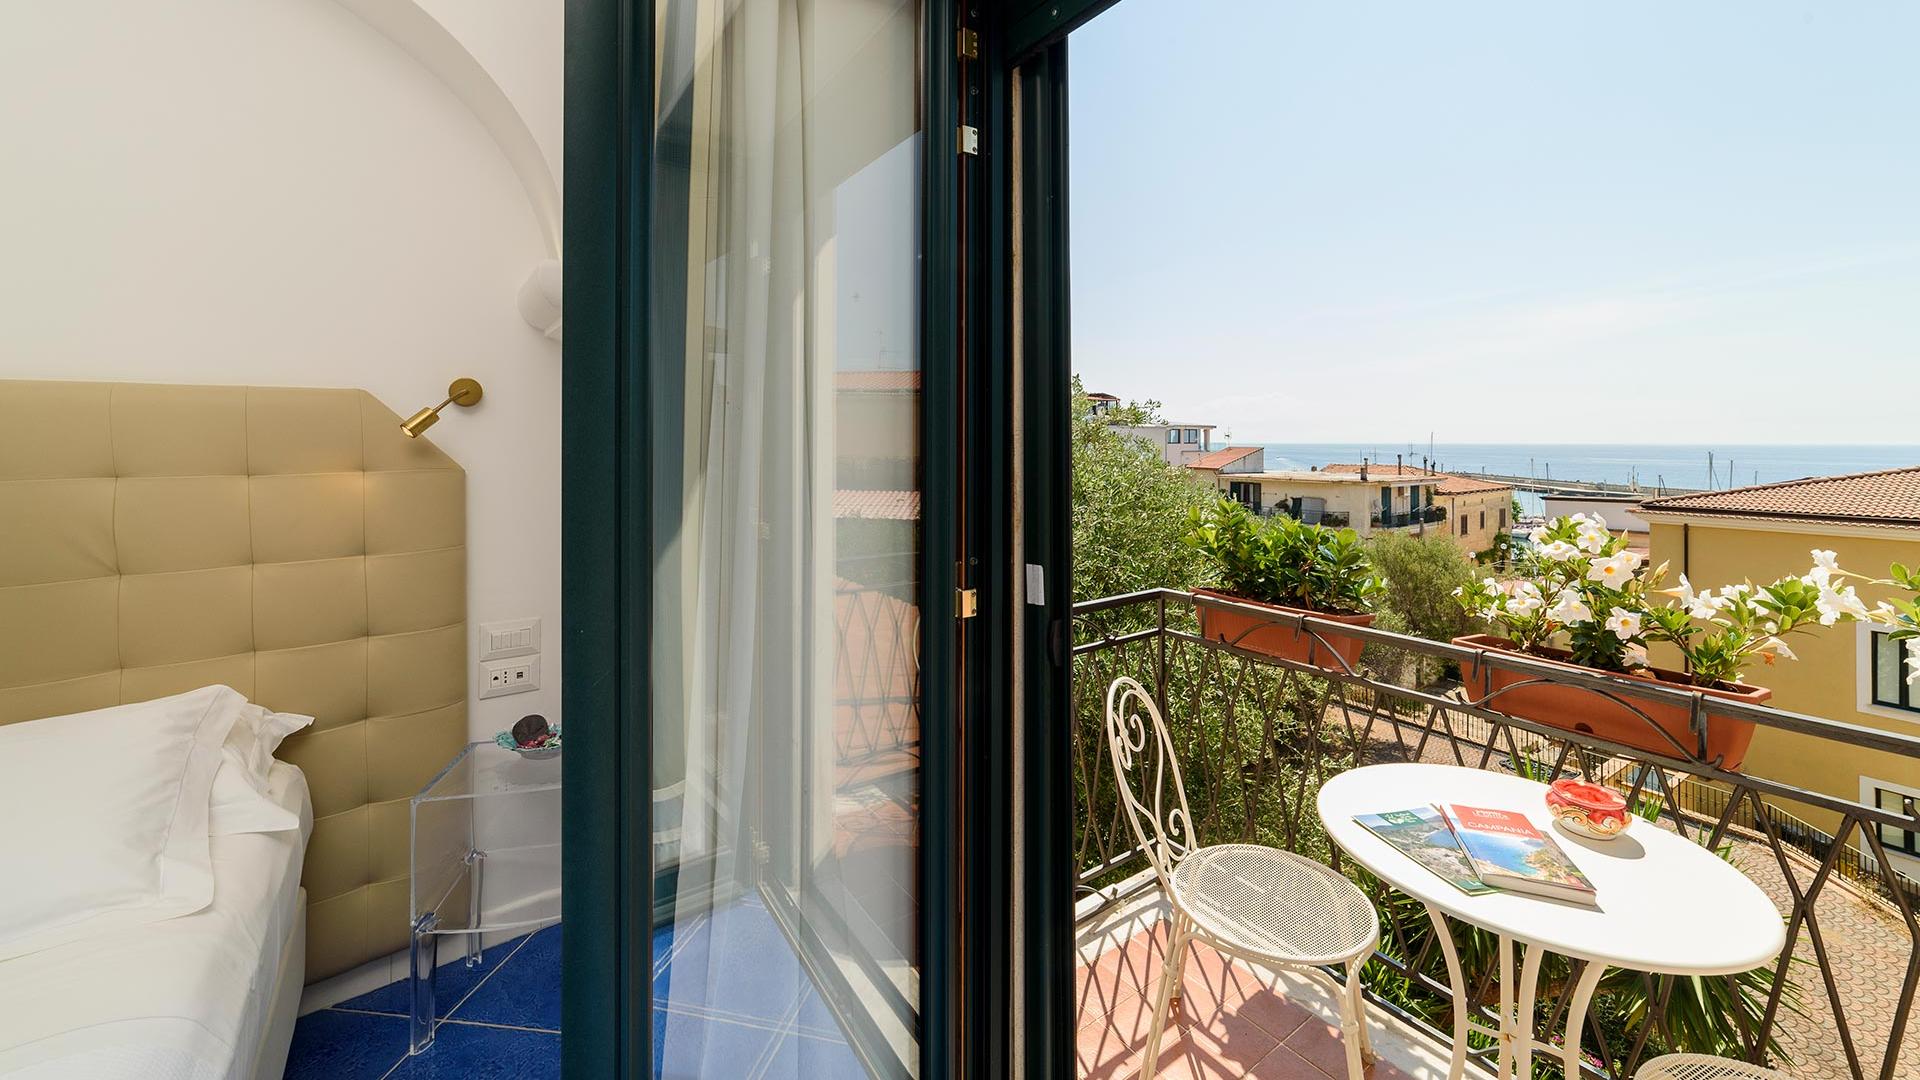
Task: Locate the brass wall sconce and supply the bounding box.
[401,378,484,438]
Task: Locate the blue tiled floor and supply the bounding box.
[287,925,560,1080]
[287,901,868,1080]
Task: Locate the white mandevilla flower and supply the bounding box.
[1665,574,1725,619]
[1586,550,1642,590]
[1506,582,1545,618]
[1605,607,1643,641]
[1623,643,1649,668]
[1548,589,1593,625]
[1816,584,1871,626]
[1802,549,1841,588]
[1574,525,1610,555]
[1528,526,1553,545]
[1758,636,1797,662]
[1537,540,1579,563]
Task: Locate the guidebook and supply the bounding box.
[1353,806,1494,896]
[1443,804,1598,904]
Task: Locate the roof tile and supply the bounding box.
[1637,466,1920,527]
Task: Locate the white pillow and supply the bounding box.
[208,705,313,835]
[0,685,249,961]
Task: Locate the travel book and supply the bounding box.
[1352,806,1494,896]
[1443,804,1598,904]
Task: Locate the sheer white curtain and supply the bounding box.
[649,0,922,1076]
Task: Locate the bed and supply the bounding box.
[0,380,469,1079]
[0,763,310,1080]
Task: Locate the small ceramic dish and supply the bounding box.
[1545,778,1629,840]
[494,728,562,760]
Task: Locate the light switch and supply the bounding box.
[480,618,541,661]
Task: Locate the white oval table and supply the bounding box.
[1317,764,1786,1080]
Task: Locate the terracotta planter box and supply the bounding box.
[1192,589,1374,674]
[1450,633,1767,770]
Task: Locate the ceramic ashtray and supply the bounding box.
[1545,778,1629,840]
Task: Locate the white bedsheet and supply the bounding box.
[0,763,311,1080]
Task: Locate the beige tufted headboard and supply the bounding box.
[0,380,467,981]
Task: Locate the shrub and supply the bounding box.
[1183,498,1382,615]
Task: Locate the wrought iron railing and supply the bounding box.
[1275,507,1353,528]
[1371,504,1450,529]
[1072,588,1920,1080]
[832,578,920,766]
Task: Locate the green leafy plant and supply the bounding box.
[1184,497,1383,615]
[1639,549,1878,688]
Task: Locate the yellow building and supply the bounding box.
[1324,463,1513,556]
[1186,456,1449,538]
[1639,468,1920,872]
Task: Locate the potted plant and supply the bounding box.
[1451,516,1873,770]
[1184,498,1384,672]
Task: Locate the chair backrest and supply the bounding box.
[1104,676,1197,896]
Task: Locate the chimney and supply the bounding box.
[1396,453,1404,474]
[1359,462,1368,481]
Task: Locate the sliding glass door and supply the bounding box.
[645,1,925,1075]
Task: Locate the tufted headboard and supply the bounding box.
[0,380,467,981]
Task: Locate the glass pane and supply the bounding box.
[1875,633,1903,708]
[647,2,922,1077]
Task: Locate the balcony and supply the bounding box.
[1070,589,1920,1080]
[1273,508,1353,529]
[1369,505,1449,530]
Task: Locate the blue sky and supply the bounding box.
[1068,2,1920,444]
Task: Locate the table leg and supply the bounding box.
[1560,960,1606,1080]
[409,912,440,1055]
[465,849,487,968]
[1515,940,1542,1080]
[1496,935,1516,1080]
[1424,905,1471,1080]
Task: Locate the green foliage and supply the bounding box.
[1365,531,1477,644]
[1070,378,1215,604]
[1184,497,1384,615]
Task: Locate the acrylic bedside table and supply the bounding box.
[409,739,562,1054]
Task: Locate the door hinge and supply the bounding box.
[958,125,980,156]
[956,588,979,619]
[957,27,979,60]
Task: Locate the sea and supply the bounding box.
[1255,443,1920,516]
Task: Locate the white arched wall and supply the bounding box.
[0,0,565,757]
[335,0,562,257]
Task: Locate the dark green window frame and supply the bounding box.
[1872,630,1919,715]
[1875,785,1920,856]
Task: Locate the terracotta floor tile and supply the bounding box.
[1221,987,1316,1042]
[1077,1015,1144,1080]
[1141,1017,1283,1080]
[1281,1013,1362,1080]
[1245,1042,1337,1080]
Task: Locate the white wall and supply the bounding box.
[1542,496,1651,535]
[0,0,564,744]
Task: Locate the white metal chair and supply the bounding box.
[1637,1055,1793,1080]
[1104,676,1381,1080]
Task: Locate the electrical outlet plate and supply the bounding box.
[480,655,541,699]
[480,618,541,661]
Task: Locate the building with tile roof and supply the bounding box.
[1637,466,1920,852]
[1322,463,1514,556]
